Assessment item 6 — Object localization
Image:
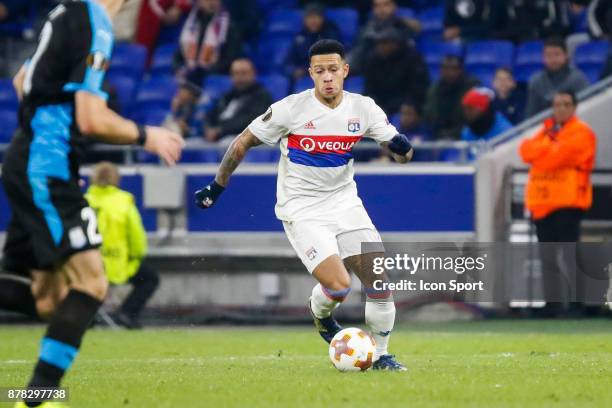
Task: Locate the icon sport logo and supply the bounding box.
[287,134,362,167]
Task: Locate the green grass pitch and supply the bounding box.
[1,320,611,407]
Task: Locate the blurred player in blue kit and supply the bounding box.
[0,1,183,406]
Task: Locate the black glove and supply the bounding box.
[194,180,225,209]
[388,134,413,156]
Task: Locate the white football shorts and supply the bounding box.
[282,205,384,273]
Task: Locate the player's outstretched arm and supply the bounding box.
[194,128,262,209]
[382,134,414,164]
[12,64,26,101]
[75,91,184,165]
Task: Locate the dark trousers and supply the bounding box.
[534,208,584,309]
[120,264,160,319]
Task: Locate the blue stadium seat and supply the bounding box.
[420,41,464,66]
[179,149,220,164]
[266,9,303,35]
[514,63,542,83]
[580,65,603,84]
[255,37,293,74]
[515,41,543,67]
[397,7,416,19]
[259,74,289,101]
[418,7,444,40]
[575,41,610,76]
[293,76,312,93]
[0,108,17,143]
[105,72,138,115]
[110,43,147,79]
[150,44,178,77]
[131,106,169,126]
[135,77,177,109]
[466,65,496,87]
[0,79,18,111]
[326,8,359,46]
[465,40,514,71]
[345,76,364,94]
[244,148,277,163]
[427,63,441,81]
[257,0,298,10]
[202,74,233,101]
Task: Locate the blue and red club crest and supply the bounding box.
[347,118,361,133]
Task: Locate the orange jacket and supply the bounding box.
[519,115,596,220]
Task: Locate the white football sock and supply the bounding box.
[309,283,348,319]
[365,299,396,358]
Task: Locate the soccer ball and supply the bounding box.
[328,327,376,372]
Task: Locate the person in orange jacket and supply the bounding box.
[519,90,596,317]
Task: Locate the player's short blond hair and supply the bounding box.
[91,161,120,187]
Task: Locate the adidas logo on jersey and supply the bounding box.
[304,121,316,129]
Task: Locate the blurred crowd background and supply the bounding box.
[0,0,611,162]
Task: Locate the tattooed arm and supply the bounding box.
[215,128,263,186]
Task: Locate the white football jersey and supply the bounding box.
[248,89,397,222]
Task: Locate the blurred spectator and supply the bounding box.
[349,0,420,73]
[113,0,144,42]
[135,0,192,58]
[519,91,596,317]
[491,67,525,125]
[86,162,160,329]
[171,0,243,135]
[0,0,32,22]
[397,100,432,142]
[443,0,505,42]
[460,87,512,141]
[588,0,612,39]
[494,0,572,42]
[525,37,589,118]
[204,58,272,141]
[362,27,429,115]
[424,55,479,140]
[286,3,341,81]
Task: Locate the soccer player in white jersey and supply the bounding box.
[195,40,413,370]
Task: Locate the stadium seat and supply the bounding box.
[514,63,542,83]
[254,36,293,74]
[574,41,610,80]
[293,76,312,93]
[259,74,289,101]
[397,7,416,19]
[202,74,233,102]
[266,9,303,35]
[345,76,364,94]
[580,65,603,84]
[465,40,515,70]
[427,63,441,81]
[131,106,169,126]
[0,79,18,111]
[150,44,178,77]
[105,72,138,115]
[515,41,544,67]
[420,41,464,66]
[466,65,496,87]
[179,149,220,164]
[326,8,359,46]
[257,0,298,10]
[418,7,444,40]
[135,77,177,109]
[0,108,17,143]
[244,147,277,163]
[109,43,147,79]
